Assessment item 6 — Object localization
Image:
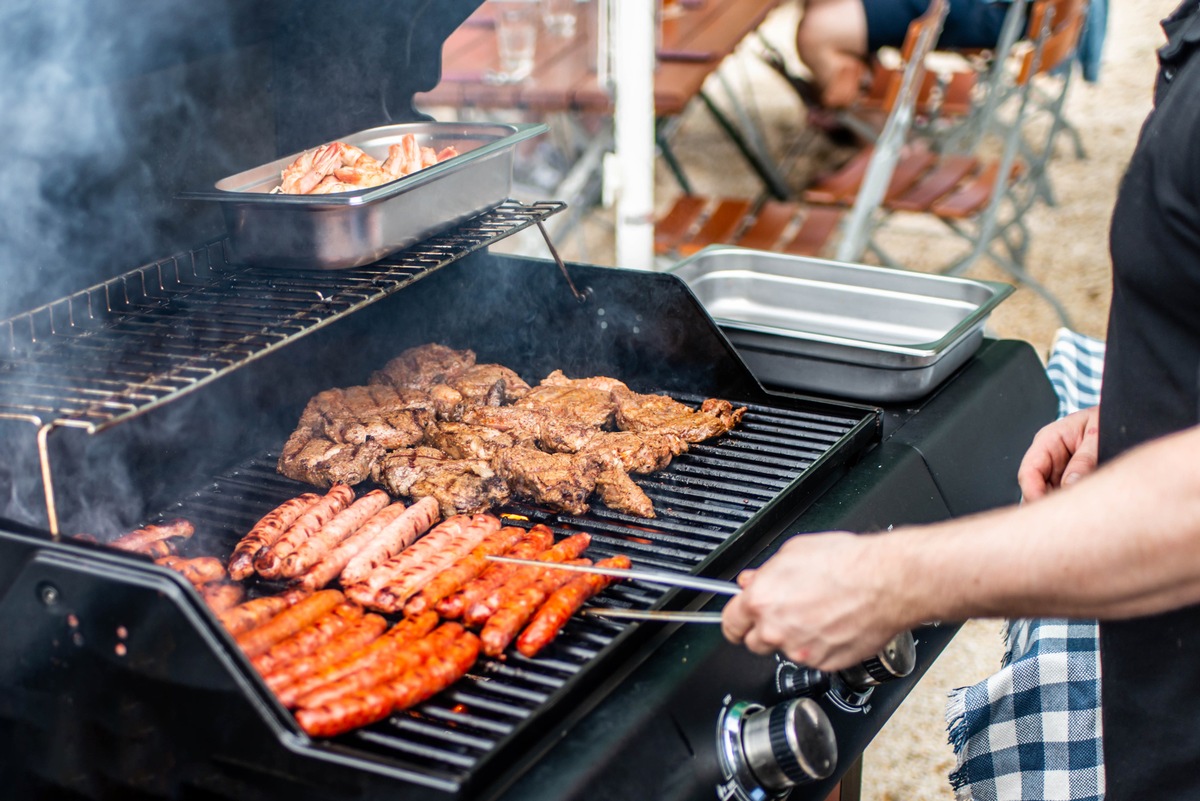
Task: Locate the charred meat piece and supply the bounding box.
[611,388,747,443]
[447,363,532,406]
[517,372,620,430]
[423,421,519,461]
[375,447,511,517]
[538,369,629,393]
[595,466,656,518]
[277,428,384,488]
[580,430,688,474]
[494,446,604,516]
[369,344,476,391]
[460,405,597,453]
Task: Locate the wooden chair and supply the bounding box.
[794,0,1089,326]
[654,0,949,263]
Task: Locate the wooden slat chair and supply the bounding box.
[654,0,949,264]
[796,0,1085,327]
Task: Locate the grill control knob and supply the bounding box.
[740,698,837,792]
[837,631,916,692]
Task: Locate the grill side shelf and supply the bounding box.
[0,201,564,434]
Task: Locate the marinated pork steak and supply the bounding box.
[375,447,511,517]
[279,344,747,517]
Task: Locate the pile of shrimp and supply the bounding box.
[273,134,459,195]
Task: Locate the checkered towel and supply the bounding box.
[945,329,1106,801]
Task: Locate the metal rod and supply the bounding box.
[535,219,587,302]
[37,424,60,539]
[485,555,741,595]
[582,607,724,623]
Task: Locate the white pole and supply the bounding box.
[611,0,657,270]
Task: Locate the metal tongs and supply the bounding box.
[484,555,740,623]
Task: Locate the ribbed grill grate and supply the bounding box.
[0,200,564,433]
[166,392,876,793]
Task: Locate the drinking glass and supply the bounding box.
[542,0,578,38]
[493,1,539,82]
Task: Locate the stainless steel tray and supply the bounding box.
[181,121,548,270]
[668,246,1013,401]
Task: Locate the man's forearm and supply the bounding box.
[883,424,1200,625]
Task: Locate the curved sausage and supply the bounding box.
[338,496,441,587]
[217,590,307,636]
[235,589,344,658]
[274,611,438,708]
[403,526,528,617]
[201,582,246,613]
[515,555,631,658]
[479,558,590,657]
[292,500,407,592]
[280,490,390,579]
[251,602,363,675]
[293,621,462,711]
[156,556,227,586]
[264,613,388,693]
[229,494,320,580]
[368,515,502,612]
[435,526,555,619]
[254,485,355,579]
[463,532,590,627]
[110,519,194,554]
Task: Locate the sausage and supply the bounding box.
[110,519,194,554]
[390,627,480,712]
[251,602,363,675]
[294,624,477,737]
[463,532,591,627]
[229,493,321,580]
[264,613,388,693]
[403,526,528,617]
[201,582,246,613]
[274,611,438,708]
[435,526,556,619]
[292,500,407,592]
[293,620,461,711]
[337,496,440,587]
[235,589,344,658]
[217,590,307,636]
[254,485,355,579]
[479,558,591,657]
[368,515,503,612]
[516,555,632,658]
[155,555,227,586]
[280,490,390,579]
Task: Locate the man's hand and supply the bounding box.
[720,531,907,672]
[1017,406,1101,501]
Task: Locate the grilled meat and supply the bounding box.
[580,430,687,474]
[446,363,531,406]
[612,388,747,442]
[517,371,621,429]
[375,447,511,517]
[369,343,476,391]
[595,466,656,518]
[494,446,603,516]
[422,421,520,460]
[459,405,596,453]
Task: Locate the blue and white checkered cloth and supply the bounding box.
[945,329,1106,801]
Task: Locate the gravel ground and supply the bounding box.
[539,1,1176,797]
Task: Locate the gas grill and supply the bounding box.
[0,2,1059,799]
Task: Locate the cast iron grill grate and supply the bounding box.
[0,200,564,433]
[165,391,876,794]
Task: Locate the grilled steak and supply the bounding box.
[458,405,597,453]
[375,447,510,517]
[446,364,531,406]
[369,344,476,391]
[493,446,604,517]
[423,421,521,460]
[612,389,746,442]
[517,376,619,429]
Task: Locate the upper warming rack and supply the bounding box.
[0,201,564,434]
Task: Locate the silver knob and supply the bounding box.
[837,631,916,692]
[741,697,837,792]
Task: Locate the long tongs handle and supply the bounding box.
[484,555,742,596]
